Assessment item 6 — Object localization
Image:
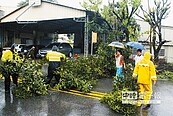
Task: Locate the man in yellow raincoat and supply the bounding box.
[1,44,21,92]
[44,45,66,85]
[132,52,157,110]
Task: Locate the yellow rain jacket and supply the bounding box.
[1,50,21,63]
[46,51,66,62]
[133,52,157,84]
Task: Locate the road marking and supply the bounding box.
[0,78,107,100]
[69,90,106,97]
[49,88,107,100]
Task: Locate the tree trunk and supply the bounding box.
[125,30,130,42]
[154,50,159,62]
[152,29,158,62]
[153,25,164,62]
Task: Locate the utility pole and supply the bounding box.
[148,0,152,54]
[84,14,89,57]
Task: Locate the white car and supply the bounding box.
[2,44,30,54]
[15,44,27,53]
[2,47,11,53]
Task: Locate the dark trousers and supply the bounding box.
[4,73,18,91]
[45,61,61,84]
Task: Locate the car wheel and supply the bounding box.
[68,52,73,58]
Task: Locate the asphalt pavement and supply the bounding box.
[0,79,173,116]
[0,79,120,116]
[147,80,173,116]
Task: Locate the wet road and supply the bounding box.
[147,80,173,116]
[0,79,120,116]
[0,79,173,116]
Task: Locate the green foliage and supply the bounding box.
[12,60,48,98]
[114,63,137,91]
[82,0,141,46]
[0,60,22,76]
[157,71,173,80]
[54,56,104,92]
[96,42,132,77]
[157,62,173,79]
[81,0,102,12]
[81,0,110,42]
[108,0,141,42]
[17,0,28,7]
[96,43,116,76]
[157,62,173,72]
[122,47,132,64]
[101,64,138,115]
[101,89,137,116]
[17,0,58,7]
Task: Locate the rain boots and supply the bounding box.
[143,104,151,110]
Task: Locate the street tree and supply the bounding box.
[17,0,29,7]
[136,0,171,62]
[82,0,141,42]
[17,0,57,7]
[108,0,141,42]
[82,0,112,43]
[82,0,102,12]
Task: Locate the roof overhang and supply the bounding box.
[0,1,87,23]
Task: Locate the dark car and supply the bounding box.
[22,45,45,58]
[38,42,73,58]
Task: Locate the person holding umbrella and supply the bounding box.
[114,50,126,78]
[108,41,125,81]
[125,41,145,50]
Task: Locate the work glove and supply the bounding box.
[132,74,137,78]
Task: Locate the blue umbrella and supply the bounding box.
[108,41,125,49]
[125,42,145,50]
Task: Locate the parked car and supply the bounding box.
[38,42,73,58]
[2,44,28,54]
[2,47,11,53]
[15,44,28,53]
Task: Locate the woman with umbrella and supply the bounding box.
[108,41,126,80]
[114,50,126,78]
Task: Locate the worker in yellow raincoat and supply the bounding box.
[132,52,157,110]
[44,45,66,85]
[1,44,21,92]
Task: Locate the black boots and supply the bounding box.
[143,104,151,110]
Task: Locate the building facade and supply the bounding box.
[0,1,97,56]
[137,19,173,63]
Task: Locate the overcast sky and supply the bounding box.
[0,0,173,26]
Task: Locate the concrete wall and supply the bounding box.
[165,46,173,63]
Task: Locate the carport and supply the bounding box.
[0,0,95,55]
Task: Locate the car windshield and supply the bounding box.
[46,43,60,48]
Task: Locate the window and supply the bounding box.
[159,49,165,56]
[64,43,71,48]
[46,43,60,48]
